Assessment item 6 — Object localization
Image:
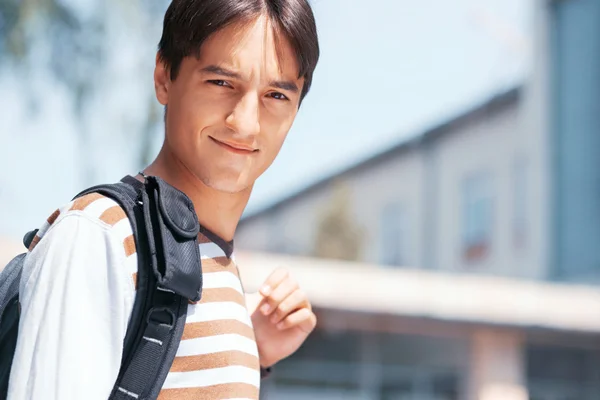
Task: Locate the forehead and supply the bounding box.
[198,16,300,81]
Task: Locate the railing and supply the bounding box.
[261,360,462,400]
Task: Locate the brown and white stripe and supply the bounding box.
[156,234,260,399]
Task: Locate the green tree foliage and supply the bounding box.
[0,0,167,184]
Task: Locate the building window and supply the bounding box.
[379,202,408,266]
[513,157,529,251]
[462,173,494,263]
[527,344,600,400]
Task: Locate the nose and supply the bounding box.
[225,93,261,137]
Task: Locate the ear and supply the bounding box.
[154,52,170,106]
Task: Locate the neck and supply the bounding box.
[141,146,251,242]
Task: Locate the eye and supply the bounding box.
[208,80,231,88]
[268,92,289,101]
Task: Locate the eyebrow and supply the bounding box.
[270,80,299,93]
[201,65,241,79]
[201,64,299,93]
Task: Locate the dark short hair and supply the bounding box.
[158,0,319,102]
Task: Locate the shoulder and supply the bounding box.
[21,192,139,298]
[28,193,136,257]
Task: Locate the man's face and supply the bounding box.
[155,16,304,193]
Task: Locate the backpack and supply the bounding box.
[0,175,204,400]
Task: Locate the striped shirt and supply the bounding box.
[8,193,260,400]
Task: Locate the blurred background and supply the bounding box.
[1,0,599,399]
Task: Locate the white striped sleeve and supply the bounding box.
[162,366,260,389]
[201,271,245,292]
[8,213,135,400]
[199,242,226,259]
[176,334,259,357]
[185,302,252,325]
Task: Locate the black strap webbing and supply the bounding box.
[112,289,188,400]
[74,177,200,400]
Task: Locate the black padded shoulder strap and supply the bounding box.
[75,176,202,400]
[74,178,148,368]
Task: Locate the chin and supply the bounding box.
[200,174,253,194]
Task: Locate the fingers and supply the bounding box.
[276,308,317,333]
[258,268,315,331]
[259,267,289,298]
[269,288,309,325]
[259,270,298,316]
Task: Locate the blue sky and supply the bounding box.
[0,0,531,238]
[247,0,531,213]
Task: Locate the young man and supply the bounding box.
[8,0,319,398]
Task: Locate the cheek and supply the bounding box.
[262,109,297,145]
[263,121,288,147]
[178,88,219,121]
[171,93,229,139]
[260,121,293,164]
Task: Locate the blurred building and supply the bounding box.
[239,86,534,279]
[236,0,600,399]
[237,252,600,400]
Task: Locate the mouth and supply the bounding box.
[209,137,258,155]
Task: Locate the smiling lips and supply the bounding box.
[209,136,258,155]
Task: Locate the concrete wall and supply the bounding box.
[433,99,542,278]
